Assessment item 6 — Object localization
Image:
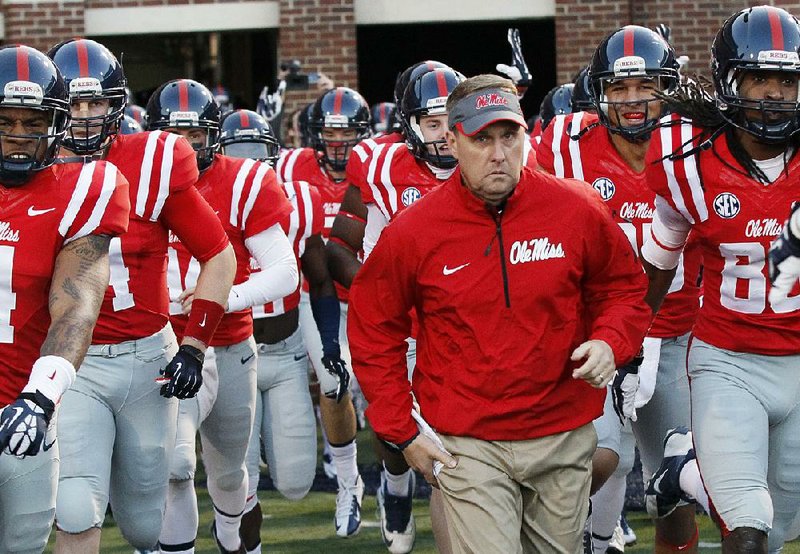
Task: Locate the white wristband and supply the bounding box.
[22,355,76,404]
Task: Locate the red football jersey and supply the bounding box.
[276,147,349,301]
[347,133,404,198]
[360,142,448,223]
[253,180,324,318]
[92,131,230,343]
[538,112,701,338]
[169,155,292,346]
[646,114,800,354]
[0,161,130,404]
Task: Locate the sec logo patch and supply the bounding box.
[592,177,615,201]
[401,187,421,206]
[713,192,740,219]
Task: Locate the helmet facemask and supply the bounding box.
[0,101,70,187]
[64,78,126,154]
[717,63,800,144]
[593,73,676,142]
[311,114,369,172]
[408,112,456,169]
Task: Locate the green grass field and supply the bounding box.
[42,423,800,553]
[46,489,800,553]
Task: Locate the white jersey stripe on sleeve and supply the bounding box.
[366,144,391,220]
[230,158,257,228]
[151,132,178,221]
[551,115,566,178]
[67,163,117,244]
[282,149,302,182]
[353,143,369,163]
[660,123,695,225]
[284,181,301,253]
[680,122,708,223]
[381,144,401,216]
[59,161,95,238]
[276,149,289,179]
[299,181,314,257]
[136,131,161,218]
[241,162,269,230]
[568,112,585,181]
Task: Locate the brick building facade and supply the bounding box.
[0,1,796,118]
[554,0,800,83]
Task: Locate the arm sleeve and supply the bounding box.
[641,195,692,270]
[348,223,418,445]
[580,189,653,366]
[226,224,299,312]
[363,203,390,260]
[162,186,229,263]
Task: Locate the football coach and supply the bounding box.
[348,73,652,553]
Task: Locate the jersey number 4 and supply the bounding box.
[0,245,17,343]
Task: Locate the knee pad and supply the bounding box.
[55,479,104,533]
[276,480,312,502]
[211,466,247,493]
[169,442,197,481]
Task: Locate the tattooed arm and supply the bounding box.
[41,234,111,367]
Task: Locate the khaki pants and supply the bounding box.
[437,424,596,554]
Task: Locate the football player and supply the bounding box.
[219,109,348,553]
[537,26,702,554]
[371,102,396,135]
[153,81,298,554]
[641,6,800,552]
[274,86,371,538]
[48,39,236,554]
[0,44,130,552]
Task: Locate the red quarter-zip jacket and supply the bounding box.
[348,166,652,444]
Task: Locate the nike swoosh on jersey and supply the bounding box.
[442,263,470,276]
[28,206,56,216]
[293,353,308,361]
[241,353,255,365]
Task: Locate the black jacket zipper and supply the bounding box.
[485,208,511,308]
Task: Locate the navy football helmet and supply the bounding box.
[712,6,800,142]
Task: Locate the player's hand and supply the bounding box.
[401,433,457,488]
[158,344,205,399]
[611,352,643,424]
[769,205,800,304]
[322,355,350,403]
[571,340,615,388]
[178,287,195,314]
[256,81,286,122]
[0,391,55,458]
[496,28,532,89]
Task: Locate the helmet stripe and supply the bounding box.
[623,27,635,57]
[380,103,386,121]
[76,40,90,77]
[435,70,449,97]
[16,47,29,81]
[178,81,189,112]
[239,110,249,126]
[767,7,785,51]
[333,89,343,115]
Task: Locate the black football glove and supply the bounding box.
[611,351,643,425]
[322,355,350,403]
[159,344,205,399]
[769,204,800,304]
[0,391,55,458]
